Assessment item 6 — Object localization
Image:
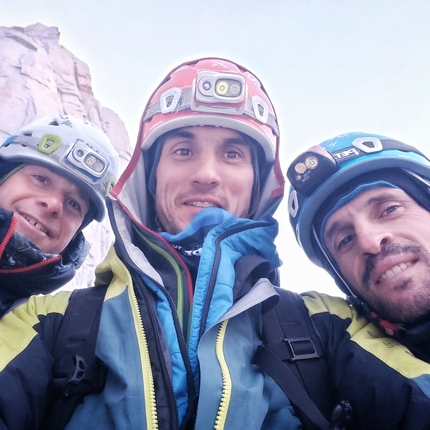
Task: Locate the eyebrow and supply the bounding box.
[166,129,249,147]
[324,220,348,243]
[224,137,250,147]
[324,190,401,242]
[166,129,196,140]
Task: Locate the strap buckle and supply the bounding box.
[68,355,87,384]
[284,337,320,361]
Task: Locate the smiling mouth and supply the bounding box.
[22,214,49,235]
[185,201,219,208]
[377,261,415,284]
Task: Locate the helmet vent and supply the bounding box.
[362,141,376,149]
[251,95,269,124]
[48,120,60,126]
[352,137,382,154]
[257,104,264,116]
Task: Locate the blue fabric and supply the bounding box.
[66,288,147,429]
[141,208,282,423]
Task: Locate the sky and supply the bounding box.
[3,0,430,296]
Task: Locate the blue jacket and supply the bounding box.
[0,206,88,317]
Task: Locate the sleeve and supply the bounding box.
[0,291,71,430]
[302,291,430,430]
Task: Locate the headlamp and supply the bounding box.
[196,71,245,104]
[287,146,339,197]
[65,140,109,181]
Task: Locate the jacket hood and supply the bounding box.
[110,58,285,230]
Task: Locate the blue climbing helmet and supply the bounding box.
[287,131,430,296]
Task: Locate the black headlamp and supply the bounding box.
[287,145,339,197]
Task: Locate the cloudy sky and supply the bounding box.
[3,0,430,296]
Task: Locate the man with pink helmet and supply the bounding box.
[0,59,304,429]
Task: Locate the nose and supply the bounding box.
[355,222,394,256]
[190,154,221,187]
[36,192,63,218]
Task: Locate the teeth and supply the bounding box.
[188,202,216,208]
[380,262,412,281]
[23,215,48,234]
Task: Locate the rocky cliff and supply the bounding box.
[0,23,133,289]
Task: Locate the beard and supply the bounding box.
[360,243,430,323]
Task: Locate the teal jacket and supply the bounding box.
[0,208,301,429]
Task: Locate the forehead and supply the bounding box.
[163,126,248,144]
[323,186,410,235]
[334,186,410,211]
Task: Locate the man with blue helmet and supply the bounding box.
[0,115,119,317]
[287,132,430,429]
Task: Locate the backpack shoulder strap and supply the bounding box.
[44,284,109,430]
[253,288,335,430]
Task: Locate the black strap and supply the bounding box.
[253,345,329,429]
[44,284,108,430]
[253,288,335,430]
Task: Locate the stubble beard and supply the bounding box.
[360,243,430,323]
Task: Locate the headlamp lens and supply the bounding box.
[229,82,241,96]
[84,154,105,173]
[215,78,242,98]
[196,71,245,104]
[287,146,339,197]
[215,80,229,95]
[201,81,212,91]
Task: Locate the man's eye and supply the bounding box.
[34,175,48,184]
[68,199,81,212]
[337,235,353,251]
[174,148,191,156]
[382,205,400,217]
[226,150,240,159]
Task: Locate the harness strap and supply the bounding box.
[253,345,329,430]
[44,284,108,430]
[254,288,337,429]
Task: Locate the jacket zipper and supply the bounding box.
[111,203,269,428]
[0,214,17,257]
[129,276,159,430]
[200,221,271,427]
[214,320,232,430]
[108,201,193,428]
[135,232,197,428]
[0,255,62,273]
[199,220,270,339]
[0,215,62,273]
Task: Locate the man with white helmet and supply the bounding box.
[0,59,303,429]
[0,115,119,316]
[287,132,430,429]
